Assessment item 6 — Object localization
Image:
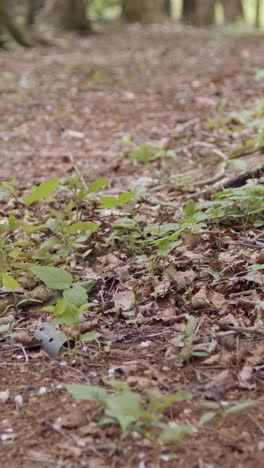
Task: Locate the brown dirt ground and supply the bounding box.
[0,24,264,467]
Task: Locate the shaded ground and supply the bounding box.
[0,24,264,467]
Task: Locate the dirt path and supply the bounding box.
[0,25,264,467]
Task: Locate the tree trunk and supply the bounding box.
[256,0,261,28]
[0,5,32,47]
[195,0,215,25]
[221,0,244,22]
[161,0,172,17]
[51,0,92,35]
[122,0,162,24]
[182,0,197,23]
[26,0,44,28]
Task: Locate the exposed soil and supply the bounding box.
[0,24,264,468]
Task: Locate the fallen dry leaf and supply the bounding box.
[15,331,40,348]
[164,264,197,290]
[57,408,88,429]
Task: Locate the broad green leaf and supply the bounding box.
[8,248,20,259]
[88,177,108,193]
[106,391,142,414]
[81,330,102,342]
[104,380,132,392]
[225,402,254,416]
[184,200,197,217]
[23,223,45,235]
[8,215,19,231]
[63,285,88,306]
[99,196,118,209]
[0,188,9,201]
[118,191,136,206]
[201,401,220,409]
[66,384,107,404]
[159,423,194,443]
[43,298,86,324]
[68,221,99,234]
[24,179,59,206]
[199,412,216,426]
[160,390,192,409]
[105,391,143,431]
[30,266,72,290]
[104,410,136,434]
[1,273,20,291]
[0,251,8,274]
[46,218,61,233]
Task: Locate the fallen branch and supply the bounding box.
[191,163,264,200]
[219,324,264,337]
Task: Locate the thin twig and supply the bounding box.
[220,324,264,336]
[67,151,88,191]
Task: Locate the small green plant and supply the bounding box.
[198,179,264,227]
[43,298,89,324]
[201,265,232,284]
[247,263,264,273]
[66,381,193,464]
[131,144,164,165]
[168,316,208,364]
[30,266,91,324]
[199,401,254,426]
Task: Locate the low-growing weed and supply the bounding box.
[168,316,208,364]
[66,380,194,464]
[199,401,254,426]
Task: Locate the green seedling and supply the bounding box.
[199,400,255,426]
[247,263,264,273]
[66,380,193,465]
[131,144,164,165]
[168,316,208,365]
[43,298,90,325]
[201,265,232,284]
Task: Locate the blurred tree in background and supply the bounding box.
[0,0,263,48]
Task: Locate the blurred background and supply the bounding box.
[0,0,263,48]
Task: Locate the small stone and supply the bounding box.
[14,395,23,409]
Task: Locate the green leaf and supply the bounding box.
[63,285,88,306]
[185,200,197,217]
[66,384,107,404]
[99,196,118,209]
[43,299,85,324]
[118,191,136,206]
[225,402,254,416]
[81,330,102,342]
[88,177,108,193]
[104,380,132,392]
[30,266,72,290]
[24,179,59,206]
[105,391,142,432]
[160,390,192,409]
[255,68,264,80]
[199,412,216,426]
[201,401,220,409]
[0,251,8,274]
[0,188,9,201]
[1,273,20,291]
[68,221,99,234]
[159,423,194,443]
[23,223,44,235]
[8,215,19,231]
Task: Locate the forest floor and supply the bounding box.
[0,24,264,468]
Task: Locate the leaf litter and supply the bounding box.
[0,24,264,467]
